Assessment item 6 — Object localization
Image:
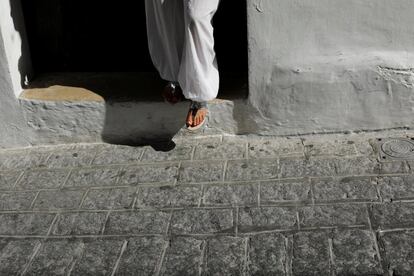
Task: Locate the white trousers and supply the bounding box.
[145,0,220,102]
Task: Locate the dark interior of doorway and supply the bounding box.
[21,0,248,100]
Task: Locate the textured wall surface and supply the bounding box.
[0,28,30,148]
[247,0,414,135]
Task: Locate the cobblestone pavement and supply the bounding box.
[1,130,414,275]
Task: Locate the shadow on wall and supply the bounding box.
[13,0,250,148]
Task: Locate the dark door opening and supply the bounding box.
[21,0,248,100]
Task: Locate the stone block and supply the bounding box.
[377,175,414,201]
[0,171,21,190]
[46,147,95,168]
[104,211,170,235]
[141,144,193,162]
[379,161,410,174]
[170,209,234,235]
[116,237,164,276]
[248,233,287,275]
[71,238,124,275]
[16,169,70,190]
[203,183,258,207]
[371,202,414,230]
[380,231,414,275]
[331,229,383,275]
[160,237,203,276]
[248,138,303,159]
[135,185,201,209]
[82,187,136,210]
[25,239,84,275]
[193,142,246,160]
[51,212,107,236]
[205,237,246,276]
[0,239,40,275]
[33,190,86,210]
[335,157,379,176]
[0,151,30,171]
[92,145,143,165]
[0,191,36,210]
[304,139,357,157]
[118,163,179,185]
[312,177,378,202]
[292,231,331,276]
[238,207,298,233]
[226,159,278,181]
[65,167,120,188]
[0,213,55,235]
[298,204,368,228]
[178,161,224,183]
[260,178,312,204]
[279,157,337,178]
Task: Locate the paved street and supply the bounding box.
[1,130,414,275]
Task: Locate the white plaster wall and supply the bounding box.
[0,0,32,97]
[247,0,414,134]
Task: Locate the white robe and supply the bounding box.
[145,0,220,102]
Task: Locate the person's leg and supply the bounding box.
[179,0,220,102]
[145,0,185,82]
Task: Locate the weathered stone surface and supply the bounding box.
[46,147,95,168]
[82,187,136,210]
[170,209,233,234]
[0,151,31,171]
[279,157,337,178]
[248,138,303,159]
[141,144,193,162]
[0,191,35,210]
[25,239,84,275]
[65,167,120,188]
[312,177,379,202]
[115,237,164,276]
[371,202,414,230]
[331,229,383,275]
[0,213,55,235]
[118,163,179,185]
[0,239,40,275]
[203,183,258,207]
[238,207,298,233]
[51,212,107,236]
[377,175,414,201]
[304,139,357,157]
[104,211,170,235]
[0,171,21,190]
[178,161,224,183]
[135,185,201,209]
[260,178,312,204]
[380,231,414,275]
[92,145,143,165]
[71,238,124,275]
[193,142,246,160]
[226,159,278,181]
[292,231,331,276]
[16,169,70,190]
[33,190,86,210]
[335,157,379,176]
[160,237,203,276]
[298,204,368,228]
[205,237,246,275]
[379,161,410,174]
[248,233,287,275]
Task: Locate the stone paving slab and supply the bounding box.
[1,131,414,275]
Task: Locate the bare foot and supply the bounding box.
[162,83,183,104]
[186,103,208,129]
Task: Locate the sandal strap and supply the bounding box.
[190,101,208,110]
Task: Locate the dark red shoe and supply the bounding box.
[162,82,184,104]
